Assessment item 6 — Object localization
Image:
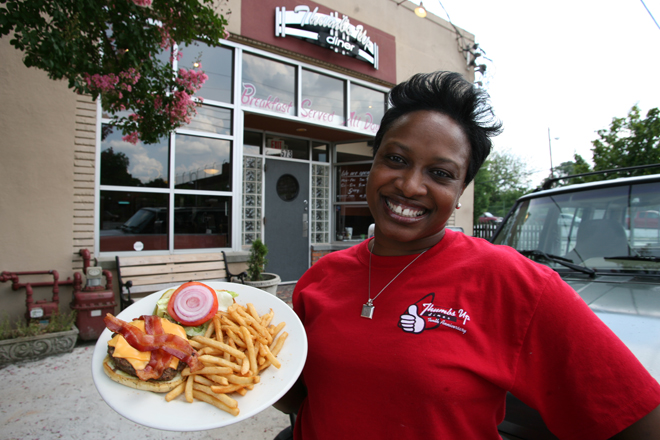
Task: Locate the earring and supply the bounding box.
[456,202,462,210]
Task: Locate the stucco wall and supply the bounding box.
[0,39,79,323]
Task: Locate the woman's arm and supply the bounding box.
[273,376,307,415]
[610,404,660,440]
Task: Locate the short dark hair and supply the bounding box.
[373,71,502,186]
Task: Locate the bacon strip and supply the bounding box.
[136,315,175,381]
[104,314,203,373]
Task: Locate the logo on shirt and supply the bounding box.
[398,293,471,335]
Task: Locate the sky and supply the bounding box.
[408,0,660,187]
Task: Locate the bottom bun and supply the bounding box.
[103,355,185,393]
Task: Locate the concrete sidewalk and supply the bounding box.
[1,284,297,440]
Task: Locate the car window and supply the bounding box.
[493,180,660,272]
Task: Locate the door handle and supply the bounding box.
[302,213,308,238]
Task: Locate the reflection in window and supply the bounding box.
[301,69,345,125]
[265,136,308,159]
[174,194,231,249]
[244,131,263,155]
[242,53,295,116]
[335,205,373,242]
[349,83,386,134]
[336,141,373,163]
[187,106,232,135]
[174,134,232,191]
[100,124,169,188]
[179,43,233,104]
[312,142,329,162]
[99,191,169,252]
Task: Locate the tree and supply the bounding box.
[591,105,660,176]
[0,0,229,144]
[540,153,595,188]
[473,150,533,221]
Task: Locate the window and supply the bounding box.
[333,153,374,242]
[242,53,296,116]
[301,69,345,125]
[178,43,233,104]
[348,83,386,134]
[98,42,235,254]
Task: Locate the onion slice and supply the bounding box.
[167,281,219,327]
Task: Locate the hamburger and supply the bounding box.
[102,314,197,393]
[102,282,237,393]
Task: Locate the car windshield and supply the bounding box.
[492,180,660,274]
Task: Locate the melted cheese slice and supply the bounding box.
[108,318,187,371]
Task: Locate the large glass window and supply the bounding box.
[100,125,169,188]
[301,69,345,125]
[348,83,386,134]
[241,53,296,116]
[174,194,231,249]
[174,134,232,191]
[179,43,233,104]
[99,191,169,252]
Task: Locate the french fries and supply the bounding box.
[165,302,288,416]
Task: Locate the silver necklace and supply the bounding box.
[361,241,429,319]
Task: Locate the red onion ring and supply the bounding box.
[167,281,218,326]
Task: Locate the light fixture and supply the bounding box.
[414,1,427,18]
[204,164,219,174]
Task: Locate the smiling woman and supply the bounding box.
[276,71,660,440]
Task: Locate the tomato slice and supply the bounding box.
[166,281,219,327]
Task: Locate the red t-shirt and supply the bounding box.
[292,230,660,439]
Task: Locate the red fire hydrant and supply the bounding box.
[70,249,116,341]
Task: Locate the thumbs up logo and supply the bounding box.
[398,293,470,335]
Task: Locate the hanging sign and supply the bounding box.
[275,5,379,69]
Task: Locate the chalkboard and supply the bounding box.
[339,168,369,202]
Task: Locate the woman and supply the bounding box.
[276,71,660,439]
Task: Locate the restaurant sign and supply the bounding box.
[275,5,379,69]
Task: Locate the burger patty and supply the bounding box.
[107,345,185,381]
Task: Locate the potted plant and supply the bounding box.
[244,239,281,295]
[0,310,78,367]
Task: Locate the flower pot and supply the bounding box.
[0,324,78,367]
[244,273,281,295]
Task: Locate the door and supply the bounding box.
[264,159,310,282]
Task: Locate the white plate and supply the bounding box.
[92,282,307,431]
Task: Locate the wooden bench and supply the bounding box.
[116,251,247,311]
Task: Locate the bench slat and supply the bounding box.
[125,269,227,287]
[118,261,224,277]
[117,253,223,267]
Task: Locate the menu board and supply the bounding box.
[338,167,369,202]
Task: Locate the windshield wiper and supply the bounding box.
[519,249,596,277]
[605,255,660,262]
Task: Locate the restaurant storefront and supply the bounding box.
[0,0,478,319]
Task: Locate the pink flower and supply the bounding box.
[122,131,140,144]
[131,0,152,6]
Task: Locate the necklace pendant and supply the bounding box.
[361,302,374,319]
